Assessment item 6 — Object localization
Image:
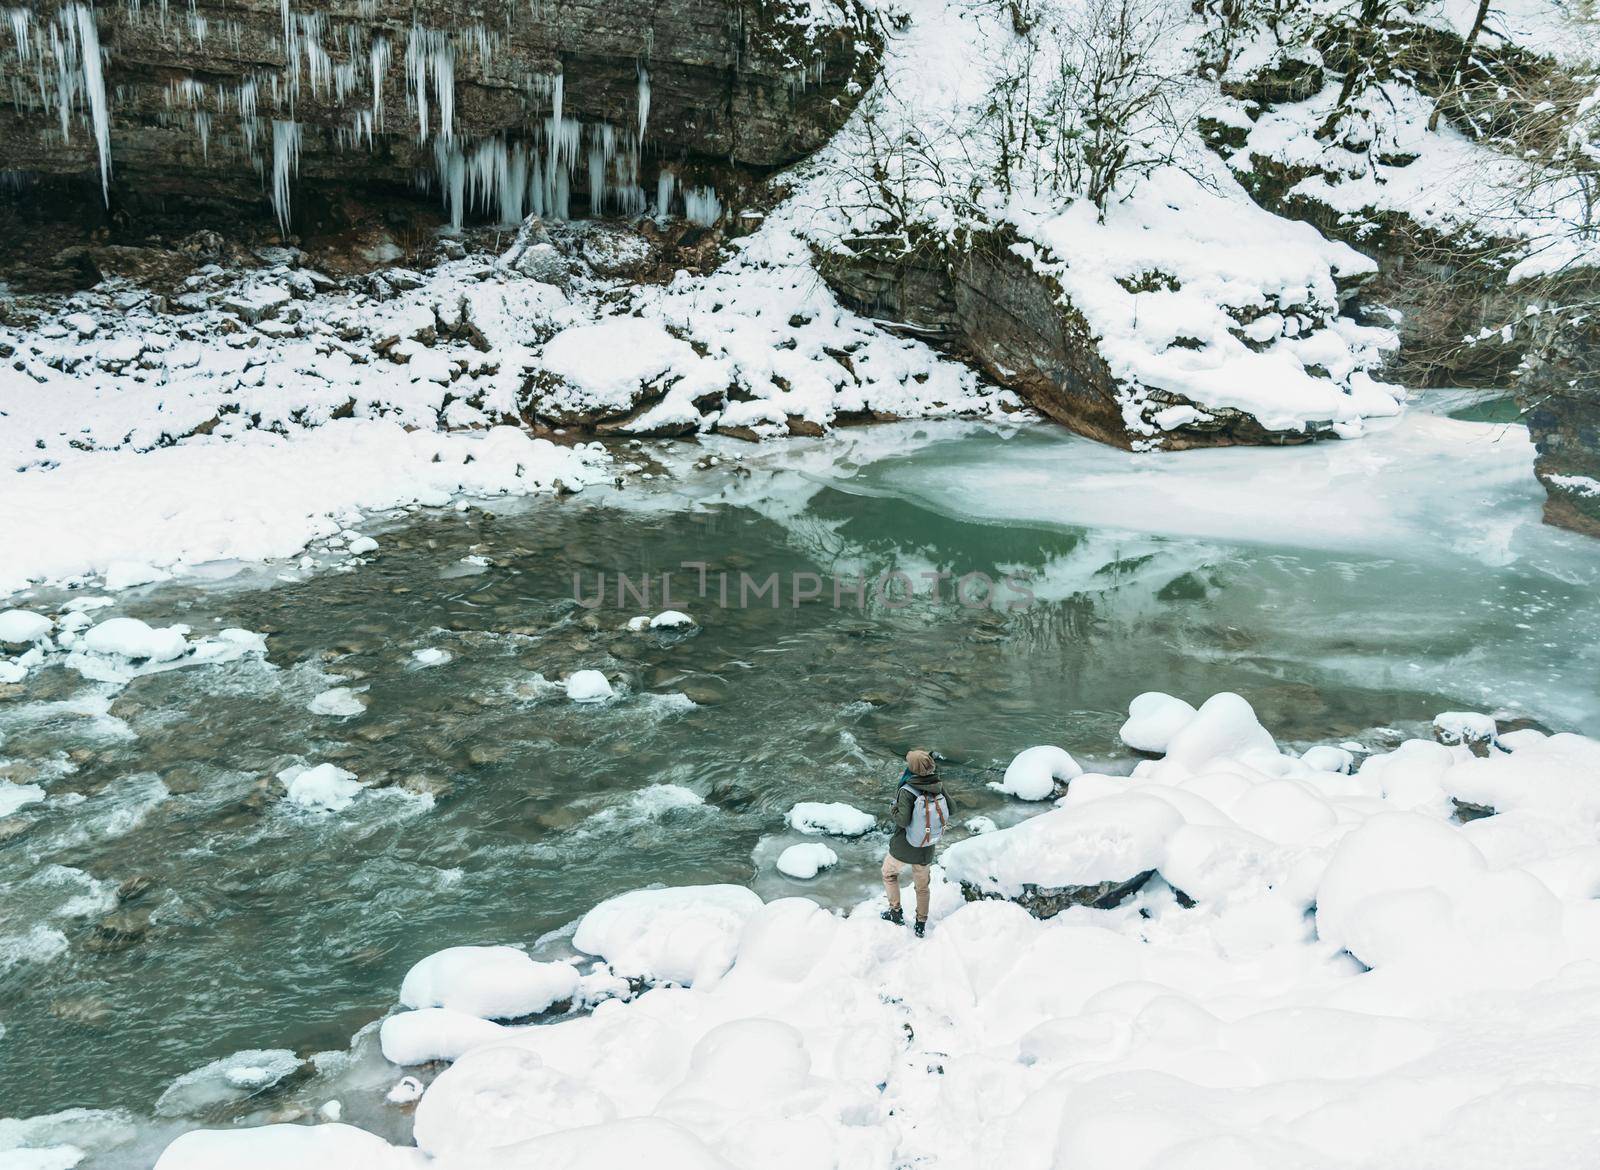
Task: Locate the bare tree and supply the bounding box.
[982,0,1191,218]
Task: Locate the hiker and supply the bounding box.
[881,748,952,938]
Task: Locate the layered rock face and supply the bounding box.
[0,0,868,229]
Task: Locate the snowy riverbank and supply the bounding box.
[123,689,1600,1170]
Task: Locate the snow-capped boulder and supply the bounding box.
[992,745,1082,801]
[1118,692,1198,754]
[776,843,838,879]
[153,1123,410,1170]
[573,885,763,988]
[1162,693,1277,772]
[785,801,875,837]
[0,610,52,646]
[81,617,189,662]
[277,764,363,812]
[565,670,615,703]
[400,946,579,1021]
[379,1007,510,1066]
[942,793,1181,917]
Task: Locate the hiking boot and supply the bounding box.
[914,919,926,938]
[881,906,904,926]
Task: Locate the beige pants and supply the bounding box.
[882,853,931,921]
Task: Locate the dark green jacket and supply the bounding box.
[890,773,952,865]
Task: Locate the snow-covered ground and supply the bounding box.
[117,689,1600,1170]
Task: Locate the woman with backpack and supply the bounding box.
[881,749,952,937]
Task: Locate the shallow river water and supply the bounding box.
[2,403,1597,1161]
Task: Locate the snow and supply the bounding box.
[1119,692,1198,754]
[572,885,764,988]
[277,763,364,812]
[784,801,876,837]
[1433,711,1498,745]
[380,1007,511,1066]
[412,1046,618,1158]
[399,946,580,1020]
[775,843,839,880]
[412,648,451,667]
[153,1123,416,1170]
[147,687,1600,1170]
[649,610,695,629]
[78,617,189,663]
[943,792,1186,897]
[0,611,52,645]
[1161,692,1279,770]
[0,420,610,597]
[993,745,1082,801]
[307,687,367,717]
[563,670,615,703]
[536,318,706,416]
[385,1077,424,1105]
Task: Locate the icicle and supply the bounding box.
[684,185,721,226]
[195,109,210,159]
[369,35,389,131]
[271,118,300,233]
[587,125,615,216]
[405,26,454,144]
[502,141,528,225]
[655,169,675,218]
[637,64,649,143]
[9,7,33,60]
[66,4,112,202]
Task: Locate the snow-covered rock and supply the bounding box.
[1118,691,1198,754]
[153,1123,412,1170]
[1434,711,1498,747]
[564,670,615,703]
[992,745,1082,801]
[1161,692,1278,771]
[380,1007,510,1066]
[572,885,764,987]
[776,843,839,880]
[649,610,695,629]
[80,617,189,662]
[0,610,52,646]
[785,801,875,837]
[399,946,579,1020]
[277,764,363,812]
[943,793,1182,906]
[412,648,451,667]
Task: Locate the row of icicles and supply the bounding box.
[1,3,726,232]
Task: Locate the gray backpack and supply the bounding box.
[903,784,949,848]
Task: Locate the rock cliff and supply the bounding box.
[0,0,870,229]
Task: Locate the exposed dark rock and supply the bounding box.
[957,870,1155,920]
[1220,54,1324,105]
[1451,798,1495,823]
[820,229,1342,449]
[1519,288,1600,537]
